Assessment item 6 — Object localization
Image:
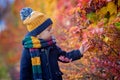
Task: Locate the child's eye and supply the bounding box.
[47,29,51,31]
[47,26,52,32]
[47,28,52,31]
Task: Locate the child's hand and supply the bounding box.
[59,56,72,62]
[79,41,90,55]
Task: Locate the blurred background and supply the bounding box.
[0,0,120,80]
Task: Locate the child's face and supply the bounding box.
[37,25,53,40]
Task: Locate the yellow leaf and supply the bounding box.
[108,14,116,24]
[118,0,120,6]
[104,37,109,42]
[107,2,117,15]
[85,68,89,72]
[98,7,107,18]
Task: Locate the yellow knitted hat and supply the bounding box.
[23,11,48,31]
[20,7,53,36]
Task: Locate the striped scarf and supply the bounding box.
[22,36,56,80]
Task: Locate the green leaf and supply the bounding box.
[107,2,117,15]
[87,12,97,22]
[115,22,120,29]
[0,58,10,79]
[115,22,120,26]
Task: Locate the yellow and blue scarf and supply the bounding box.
[22,36,56,80]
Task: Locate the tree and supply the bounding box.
[54,0,120,79]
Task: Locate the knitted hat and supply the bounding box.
[20,7,53,36]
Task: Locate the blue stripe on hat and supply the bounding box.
[26,18,53,36]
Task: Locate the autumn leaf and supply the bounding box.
[107,2,117,15]
[108,14,116,24]
[98,7,107,18]
[114,22,120,29]
[104,37,109,42]
[87,12,97,22]
[118,0,120,6]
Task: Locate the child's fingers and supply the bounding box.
[69,59,72,62]
[86,44,90,48]
[59,56,64,61]
[59,56,72,62]
[64,58,69,62]
[64,58,71,62]
[82,40,89,44]
[85,45,91,51]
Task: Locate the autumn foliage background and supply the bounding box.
[0,0,120,80]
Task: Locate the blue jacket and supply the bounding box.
[20,44,83,80]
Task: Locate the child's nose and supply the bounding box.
[50,30,53,34]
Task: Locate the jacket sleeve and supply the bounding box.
[20,48,33,80]
[56,45,83,63]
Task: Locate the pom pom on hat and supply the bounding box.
[20,7,33,21]
[20,7,53,36]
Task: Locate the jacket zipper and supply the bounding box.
[45,48,53,80]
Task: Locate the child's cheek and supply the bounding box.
[44,33,50,38]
